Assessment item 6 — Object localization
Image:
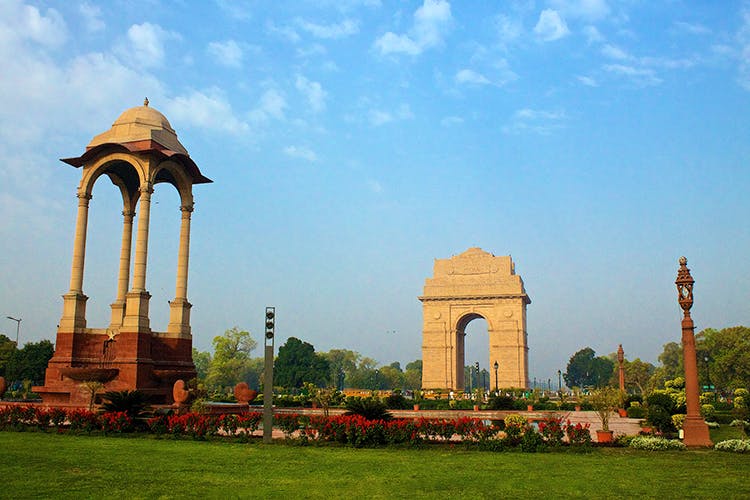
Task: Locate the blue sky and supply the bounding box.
[0,0,748,384]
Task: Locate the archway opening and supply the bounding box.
[458,315,490,394]
[146,184,181,332]
[84,164,138,327]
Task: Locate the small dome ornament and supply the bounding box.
[679,256,687,266]
[143,97,149,107]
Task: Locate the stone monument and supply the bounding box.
[34,99,211,406]
[419,248,530,391]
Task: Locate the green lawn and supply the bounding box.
[1,432,749,499]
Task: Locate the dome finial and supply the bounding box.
[143,97,149,107]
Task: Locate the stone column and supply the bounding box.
[69,192,91,293]
[167,204,193,336]
[617,344,625,392]
[59,192,91,331]
[131,184,153,292]
[122,183,153,331]
[110,209,134,328]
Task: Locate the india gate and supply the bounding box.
[420,248,530,391]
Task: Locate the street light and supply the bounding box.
[557,369,562,392]
[704,356,712,392]
[493,361,499,393]
[6,316,21,345]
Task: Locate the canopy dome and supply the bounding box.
[87,98,188,155]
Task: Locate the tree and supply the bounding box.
[192,348,211,381]
[379,364,404,390]
[622,358,656,395]
[274,337,330,389]
[0,334,17,377]
[5,340,54,383]
[696,326,750,392]
[205,327,257,389]
[564,347,614,389]
[658,342,683,381]
[321,349,360,389]
[346,356,379,389]
[403,359,422,391]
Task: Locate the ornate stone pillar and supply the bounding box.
[676,257,712,446]
[167,204,193,336]
[617,344,625,392]
[122,183,153,331]
[110,209,134,328]
[59,192,91,331]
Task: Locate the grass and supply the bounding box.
[1,432,749,499]
[710,424,746,443]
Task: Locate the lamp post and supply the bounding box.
[557,370,562,392]
[6,316,21,345]
[675,257,712,446]
[493,361,499,393]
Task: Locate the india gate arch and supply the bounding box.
[420,248,530,391]
[34,99,211,406]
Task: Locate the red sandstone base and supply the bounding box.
[34,329,195,407]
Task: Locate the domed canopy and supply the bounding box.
[87,98,188,155]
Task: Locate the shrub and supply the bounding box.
[537,417,565,447]
[565,421,591,447]
[701,404,716,421]
[487,395,515,410]
[626,404,646,419]
[519,427,546,452]
[101,411,135,433]
[714,439,750,453]
[671,414,685,430]
[646,405,675,434]
[384,393,410,410]
[100,390,151,419]
[345,397,392,421]
[629,436,686,451]
[68,409,101,433]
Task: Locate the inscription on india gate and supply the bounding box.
[420,248,530,391]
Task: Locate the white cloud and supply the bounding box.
[120,22,177,68]
[208,40,244,68]
[738,8,750,90]
[79,2,104,33]
[266,21,301,43]
[367,179,383,193]
[576,75,598,87]
[549,0,610,22]
[495,14,523,46]
[368,104,413,126]
[295,75,327,112]
[215,0,253,21]
[297,18,359,39]
[249,88,287,122]
[673,21,711,36]
[374,0,452,56]
[603,64,662,87]
[284,145,317,162]
[534,9,570,42]
[455,69,491,86]
[601,43,630,61]
[440,116,464,126]
[504,107,566,134]
[0,1,67,48]
[583,25,603,44]
[166,88,249,134]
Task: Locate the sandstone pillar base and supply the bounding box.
[59,292,88,332]
[167,298,192,337]
[682,415,712,447]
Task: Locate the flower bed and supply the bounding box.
[0,406,593,451]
